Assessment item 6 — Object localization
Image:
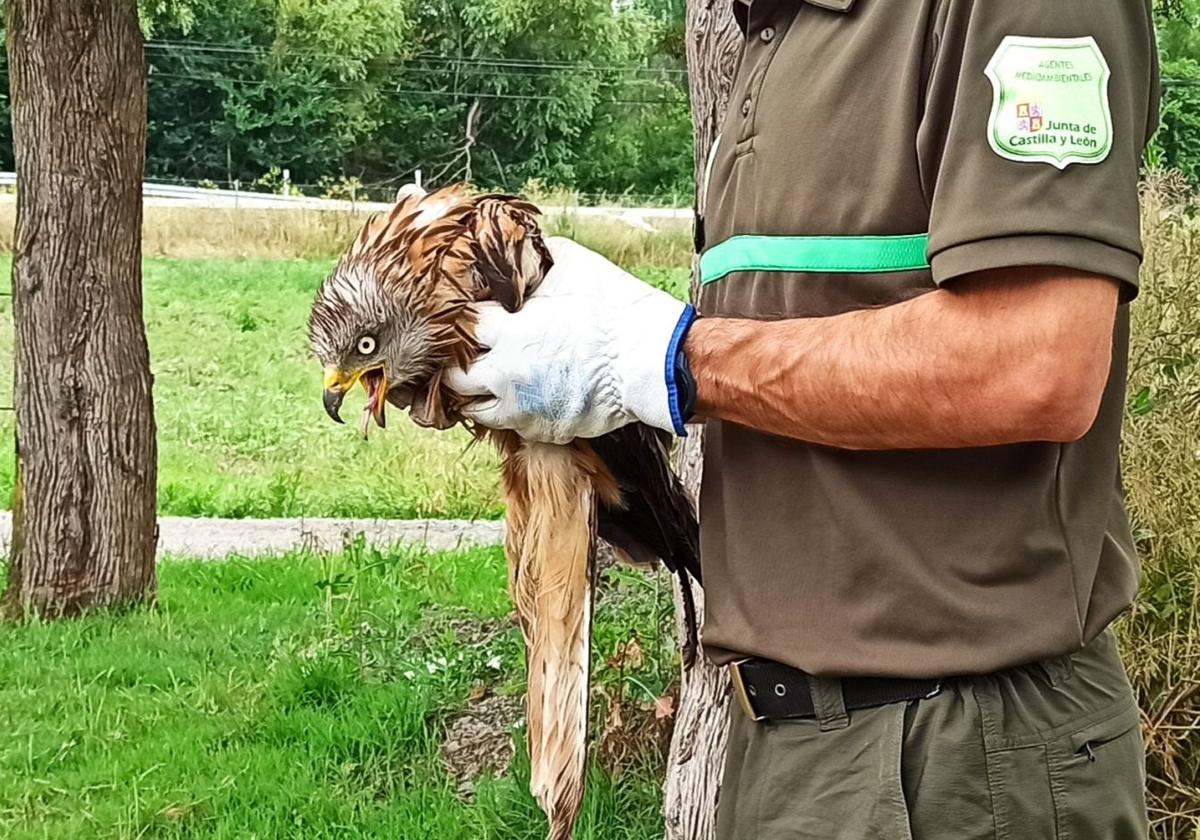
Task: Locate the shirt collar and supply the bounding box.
[736,0,857,15]
[734,0,855,35]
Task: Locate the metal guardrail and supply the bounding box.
[0,172,692,223]
[0,171,388,212]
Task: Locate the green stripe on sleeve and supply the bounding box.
[700,234,931,284]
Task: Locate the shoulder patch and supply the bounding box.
[984,36,1113,170]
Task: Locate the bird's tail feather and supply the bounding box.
[503,442,596,840]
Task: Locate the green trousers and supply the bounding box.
[716,631,1148,840]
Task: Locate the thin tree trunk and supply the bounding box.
[663,2,741,838]
[2,1,158,618]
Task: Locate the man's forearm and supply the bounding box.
[685,268,1120,450]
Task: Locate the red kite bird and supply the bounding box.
[308,186,701,839]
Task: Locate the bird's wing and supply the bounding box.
[587,424,702,666]
[588,423,701,585]
[465,195,553,311]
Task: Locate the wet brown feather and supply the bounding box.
[322,187,696,840]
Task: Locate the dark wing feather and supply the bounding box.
[470,195,553,312]
[589,423,701,665]
[589,423,701,586]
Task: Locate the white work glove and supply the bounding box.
[444,237,697,444]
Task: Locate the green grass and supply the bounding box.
[0,257,691,519]
[0,546,679,839]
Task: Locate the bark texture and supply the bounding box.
[2,1,158,618]
[663,3,741,838]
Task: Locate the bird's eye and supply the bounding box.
[357,336,377,355]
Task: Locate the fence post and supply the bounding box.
[282,168,291,197]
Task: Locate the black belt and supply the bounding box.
[730,658,942,722]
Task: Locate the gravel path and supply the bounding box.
[0,512,505,560]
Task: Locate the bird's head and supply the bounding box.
[308,257,437,438]
[308,185,549,438]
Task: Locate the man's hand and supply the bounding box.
[445,238,695,444]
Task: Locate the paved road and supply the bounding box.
[0,512,505,560]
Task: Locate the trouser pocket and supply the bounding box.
[986,742,1057,840]
[1049,703,1148,840]
[985,703,1148,840]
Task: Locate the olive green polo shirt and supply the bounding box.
[697,0,1160,678]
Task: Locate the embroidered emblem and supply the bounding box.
[985,36,1113,170]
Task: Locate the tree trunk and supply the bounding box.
[2,1,158,618]
[663,3,741,838]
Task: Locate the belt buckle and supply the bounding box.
[729,659,765,722]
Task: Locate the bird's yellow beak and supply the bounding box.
[322,366,361,425]
[323,366,358,392]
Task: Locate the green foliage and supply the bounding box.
[0,0,692,197]
[1150,60,1200,179]
[1150,0,1200,179]
[138,0,200,35]
[0,546,678,838]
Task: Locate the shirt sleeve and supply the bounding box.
[919,0,1160,299]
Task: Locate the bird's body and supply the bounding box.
[309,186,700,839]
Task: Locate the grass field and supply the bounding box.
[0,253,690,519]
[0,546,678,839]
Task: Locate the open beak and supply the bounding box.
[322,365,388,439]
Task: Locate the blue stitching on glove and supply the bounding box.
[665,304,698,437]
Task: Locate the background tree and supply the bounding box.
[662,2,739,838]
[0,0,695,199]
[2,0,158,617]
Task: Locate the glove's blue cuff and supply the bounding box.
[665,304,699,437]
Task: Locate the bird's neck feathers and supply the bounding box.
[342,186,552,320]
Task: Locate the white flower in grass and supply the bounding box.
[486,655,503,671]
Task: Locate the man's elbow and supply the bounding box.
[1016,349,1111,443]
[957,268,1120,446]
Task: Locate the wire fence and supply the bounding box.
[139,38,692,108]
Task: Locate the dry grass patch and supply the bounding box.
[1121,173,1200,839]
[0,200,694,267]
